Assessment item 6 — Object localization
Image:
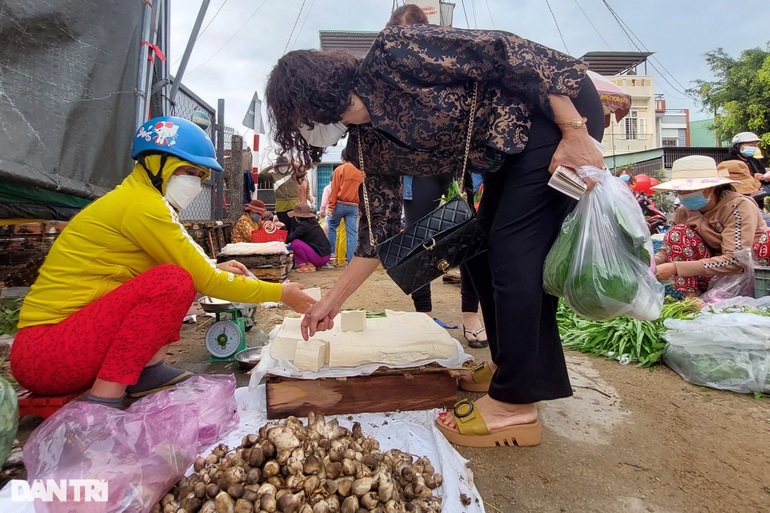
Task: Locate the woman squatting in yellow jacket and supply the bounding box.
[10,116,316,406]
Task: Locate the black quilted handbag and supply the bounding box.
[360,83,488,295]
[376,197,487,294]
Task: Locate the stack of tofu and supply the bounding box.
[269,310,459,371]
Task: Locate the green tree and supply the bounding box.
[690,45,770,149]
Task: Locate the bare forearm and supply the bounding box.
[326,256,380,307]
[549,93,584,127]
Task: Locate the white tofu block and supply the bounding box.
[304,287,322,301]
[341,310,366,332]
[294,340,330,371]
[271,317,302,359]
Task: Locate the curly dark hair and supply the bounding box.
[265,49,360,168]
[386,4,428,27]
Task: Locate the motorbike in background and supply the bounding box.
[645,204,670,235]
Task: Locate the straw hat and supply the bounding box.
[287,202,316,218]
[716,160,761,195]
[651,155,737,192]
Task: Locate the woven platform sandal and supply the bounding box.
[435,398,541,448]
[458,361,494,392]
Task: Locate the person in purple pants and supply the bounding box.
[287,203,332,272]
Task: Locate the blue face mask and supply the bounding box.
[678,191,711,211]
[619,174,631,182]
[741,146,757,158]
[251,214,262,221]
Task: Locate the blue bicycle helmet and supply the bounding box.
[130,116,223,172]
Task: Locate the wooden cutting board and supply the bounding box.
[265,366,458,419]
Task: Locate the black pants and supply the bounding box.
[466,81,604,404]
[403,174,480,313]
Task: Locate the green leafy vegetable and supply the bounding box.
[544,201,655,320]
[0,299,22,336]
[557,298,700,367]
[439,180,463,204]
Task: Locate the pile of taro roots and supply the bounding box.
[153,412,443,513]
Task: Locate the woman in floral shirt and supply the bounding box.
[266,24,605,447]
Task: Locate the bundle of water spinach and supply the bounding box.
[556,298,700,367]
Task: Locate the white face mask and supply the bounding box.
[276,164,291,174]
[165,174,202,211]
[298,122,347,147]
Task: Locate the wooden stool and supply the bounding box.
[17,389,84,419]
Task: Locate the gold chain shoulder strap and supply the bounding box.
[358,134,376,247]
[359,82,479,249]
[461,82,479,191]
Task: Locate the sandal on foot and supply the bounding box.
[296,264,316,273]
[459,361,493,392]
[435,398,541,448]
[464,325,488,348]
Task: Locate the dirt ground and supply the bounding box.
[162,265,770,513]
[7,265,770,512]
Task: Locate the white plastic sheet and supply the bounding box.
[225,386,486,513]
[218,241,288,256]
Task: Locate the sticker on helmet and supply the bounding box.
[137,121,179,148]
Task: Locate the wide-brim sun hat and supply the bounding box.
[244,199,268,215]
[651,155,737,192]
[287,202,315,218]
[716,160,761,195]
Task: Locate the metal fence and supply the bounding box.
[171,84,218,222]
[222,127,247,224]
[166,89,250,224]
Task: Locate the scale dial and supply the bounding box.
[205,320,242,358]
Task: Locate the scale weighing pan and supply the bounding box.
[198,296,235,313]
[235,347,262,370]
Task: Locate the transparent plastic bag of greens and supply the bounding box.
[662,311,770,394]
[0,375,18,466]
[543,166,664,321]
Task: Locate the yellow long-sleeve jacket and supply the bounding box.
[19,155,282,328]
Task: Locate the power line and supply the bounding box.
[290,0,317,50]
[284,0,309,55]
[196,0,230,40]
[171,0,230,67]
[459,0,471,29]
[600,0,697,101]
[484,0,495,28]
[545,0,570,55]
[573,0,610,50]
[186,0,269,75]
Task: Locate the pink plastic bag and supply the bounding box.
[701,249,756,304]
[23,375,238,513]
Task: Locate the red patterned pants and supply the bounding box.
[662,224,770,292]
[11,265,196,395]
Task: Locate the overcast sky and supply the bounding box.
[169,0,769,157]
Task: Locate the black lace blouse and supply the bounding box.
[346,24,587,257]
